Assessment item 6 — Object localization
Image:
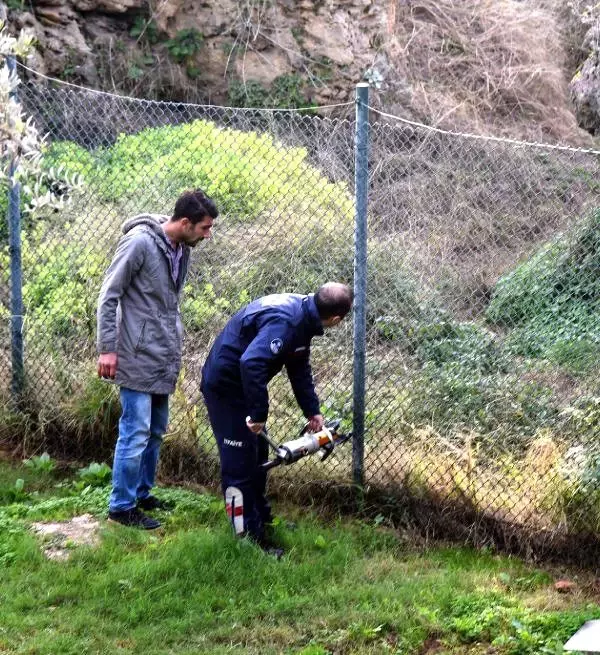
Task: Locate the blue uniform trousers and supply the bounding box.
[202,388,272,542]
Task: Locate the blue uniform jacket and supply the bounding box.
[201,293,324,423]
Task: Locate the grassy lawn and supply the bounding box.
[0,457,597,655]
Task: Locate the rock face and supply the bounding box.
[8,0,591,142]
[570,22,600,135]
[9,0,394,105]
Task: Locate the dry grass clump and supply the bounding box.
[367,124,600,316]
[364,425,587,534]
[388,0,587,143]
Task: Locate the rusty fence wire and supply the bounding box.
[3,73,600,557]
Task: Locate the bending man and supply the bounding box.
[200,282,353,553]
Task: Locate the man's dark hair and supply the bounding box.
[172,189,219,224]
[314,282,354,319]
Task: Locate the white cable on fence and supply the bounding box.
[368,104,600,157]
[16,61,354,113]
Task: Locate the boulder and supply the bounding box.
[570,23,600,134]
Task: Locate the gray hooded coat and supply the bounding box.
[96,214,191,394]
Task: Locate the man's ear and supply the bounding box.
[330,316,342,327]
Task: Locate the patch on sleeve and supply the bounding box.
[270,338,283,355]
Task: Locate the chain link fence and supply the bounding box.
[365,114,600,555]
[3,74,600,559]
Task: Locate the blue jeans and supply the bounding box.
[109,388,169,512]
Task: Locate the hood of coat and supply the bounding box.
[122,213,169,236]
[122,213,179,257]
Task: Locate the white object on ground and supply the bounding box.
[564,620,600,652]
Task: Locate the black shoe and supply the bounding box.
[136,495,173,512]
[108,507,161,530]
[255,536,284,560]
[261,544,285,560]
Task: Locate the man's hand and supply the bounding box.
[307,414,324,432]
[97,352,118,379]
[246,417,266,434]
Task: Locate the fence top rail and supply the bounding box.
[16,61,354,115]
[19,61,600,158]
[368,104,600,157]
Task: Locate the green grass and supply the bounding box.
[0,459,597,655]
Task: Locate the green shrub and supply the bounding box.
[486,239,562,327]
[370,263,430,345]
[65,375,121,444]
[559,395,600,443]
[77,462,112,487]
[166,28,203,63]
[129,16,160,44]
[227,80,269,108]
[228,74,313,109]
[182,283,251,334]
[487,208,600,370]
[45,120,354,224]
[414,319,502,373]
[488,209,600,325]
[445,592,598,654]
[18,228,104,344]
[0,479,28,504]
[400,362,555,446]
[23,452,56,474]
[504,307,600,373]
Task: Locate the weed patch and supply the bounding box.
[0,460,599,654]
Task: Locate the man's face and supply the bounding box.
[183,216,214,247]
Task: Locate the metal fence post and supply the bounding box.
[353,82,369,488]
[7,52,24,401]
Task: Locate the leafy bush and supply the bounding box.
[0,479,29,504]
[401,362,555,445]
[486,239,562,327]
[228,74,313,109]
[559,395,600,445]
[414,319,503,373]
[487,208,600,370]
[445,592,598,654]
[23,239,104,343]
[182,283,251,334]
[0,212,107,348]
[77,462,112,487]
[44,120,353,225]
[129,16,160,44]
[23,452,56,474]
[504,307,600,373]
[370,261,432,345]
[166,28,203,63]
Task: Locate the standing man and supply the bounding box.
[200,283,353,554]
[97,189,218,529]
